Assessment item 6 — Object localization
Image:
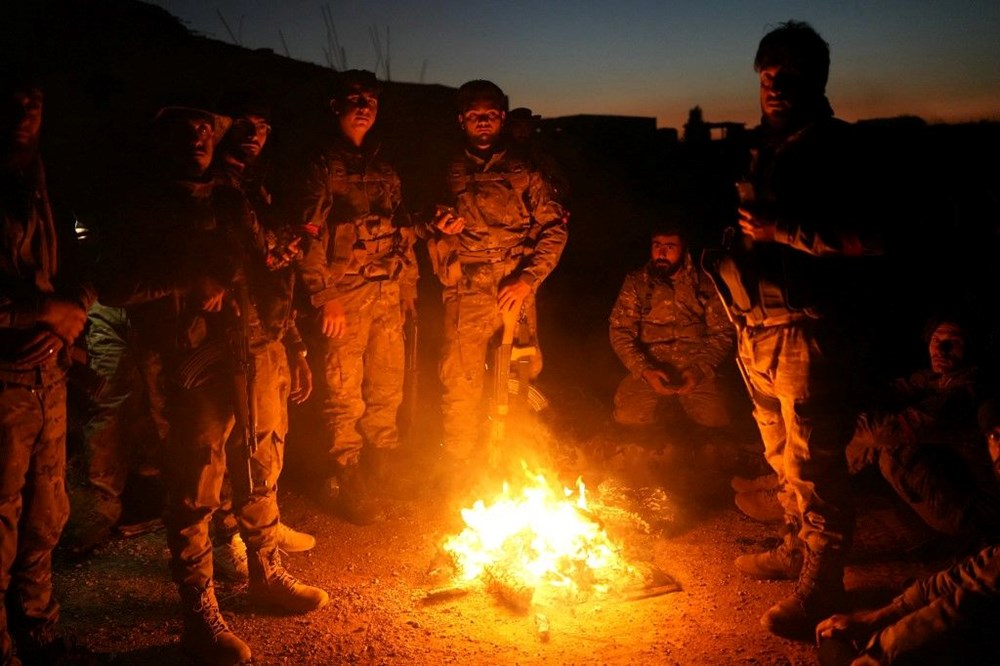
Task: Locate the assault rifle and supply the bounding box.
[230,280,257,491]
[399,310,419,446]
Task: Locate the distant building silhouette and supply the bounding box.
[683,105,746,143]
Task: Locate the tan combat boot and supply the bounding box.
[275,522,316,553]
[178,583,251,665]
[761,548,845,639]
[735,522,804,579]
[247,548,330,614]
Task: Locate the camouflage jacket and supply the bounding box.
[704,114,882,328]
[295,134,417,308]
[1,157,94,375]
[97,177,274,368]
[609,254,733,378]
[430,144,567,288]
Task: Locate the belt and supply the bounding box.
[457,246,524,265]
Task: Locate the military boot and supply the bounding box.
[247,548,330,614]
[761,547,846,640]
[735,522,804,579]
[275,522,316,553]
[178,583,251,665]
[324,462,381,525]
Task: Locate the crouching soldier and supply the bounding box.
[98,103,328,664]
[609,225,733,442]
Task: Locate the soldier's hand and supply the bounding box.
[15,330,65,366]
[815,608,887,646]
[195,276,227,312]
[676,366,705,394]
[289,352,313,404]
[37,296,87,345]
[641,368,676,396]
[434,208,465,235]
[737,207,777,242]
[320,298,346,338]
[497,278,531,313]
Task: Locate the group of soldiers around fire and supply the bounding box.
[1,18,997,666]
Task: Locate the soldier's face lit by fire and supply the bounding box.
[460,102,504,150]
[160,116,215,176]
[650,234,683,276]
[759,63,807,128]
[335,89,378,138]
[1,88,43,150]
[987,427,1000,472]
[230,114,270,161]
[928,322,966,375]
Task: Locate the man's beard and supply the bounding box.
[651,259,678,280]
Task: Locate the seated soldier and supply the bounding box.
[845,313,999,537]
[609,225,734,444]
[814,398,1000,665]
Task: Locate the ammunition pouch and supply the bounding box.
[427,235,462,287]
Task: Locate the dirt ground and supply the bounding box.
[53,393,954,666]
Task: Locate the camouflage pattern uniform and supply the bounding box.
[0,154,93,658]
[296,134,417,467]
[98,176,285,590]
[429,145,567,457]
[609,252,733,428]
[705,115,880,563]
[866,544,1000,663]
[847,365,1000,536]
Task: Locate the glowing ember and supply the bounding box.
[442,466,640,604]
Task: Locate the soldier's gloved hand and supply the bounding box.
[642,368,676,396]
[497,277,531,313]
[320,298,346,338]
[194,276,227,312]
[15,330,65,366]
[676,366,705,394]
[37,295,87,345]
[434,208,465,235]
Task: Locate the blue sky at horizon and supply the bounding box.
[149,0,1000,129]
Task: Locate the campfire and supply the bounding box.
[425,462,679,624]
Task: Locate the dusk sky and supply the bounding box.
[149,0,1000,130]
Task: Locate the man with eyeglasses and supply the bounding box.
[293,70,418,525]
[97,101,329,664]
[426,80,568,479]
[204,90,317,583]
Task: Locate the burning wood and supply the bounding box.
[535,612,550,641]
[420,585,471,605]
[484,564,534,612]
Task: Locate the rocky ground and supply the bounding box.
[53,393,955,666]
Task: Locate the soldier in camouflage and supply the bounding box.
[0,69,93,663]
[426,80,567,468]
[98,103,328,665]
[609,225,733,435]
[816,400,1000,664]
[294,70,418,525]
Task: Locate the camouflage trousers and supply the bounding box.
[872,544,1000,663]
[213,340,291,542]
[82,303,147,516]
[613,373,730,429]
[440,263,541,459]
[0,366,69,659]
[163,340,285,588]
[311,280,404,467]
[847,415,1000,536]
[738,320,855,554]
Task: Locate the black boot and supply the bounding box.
[323,462,381,525]
[178,583,251,665]
[761,547,846,640]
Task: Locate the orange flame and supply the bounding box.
[442,466,637,600]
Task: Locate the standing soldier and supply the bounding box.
[609,225,733,438]
[98,102,328,664]
[295,70,417,525]
[207,90,316,582]
[427,80,568,472]
[0,69,93,662]
[703,21,881,638]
